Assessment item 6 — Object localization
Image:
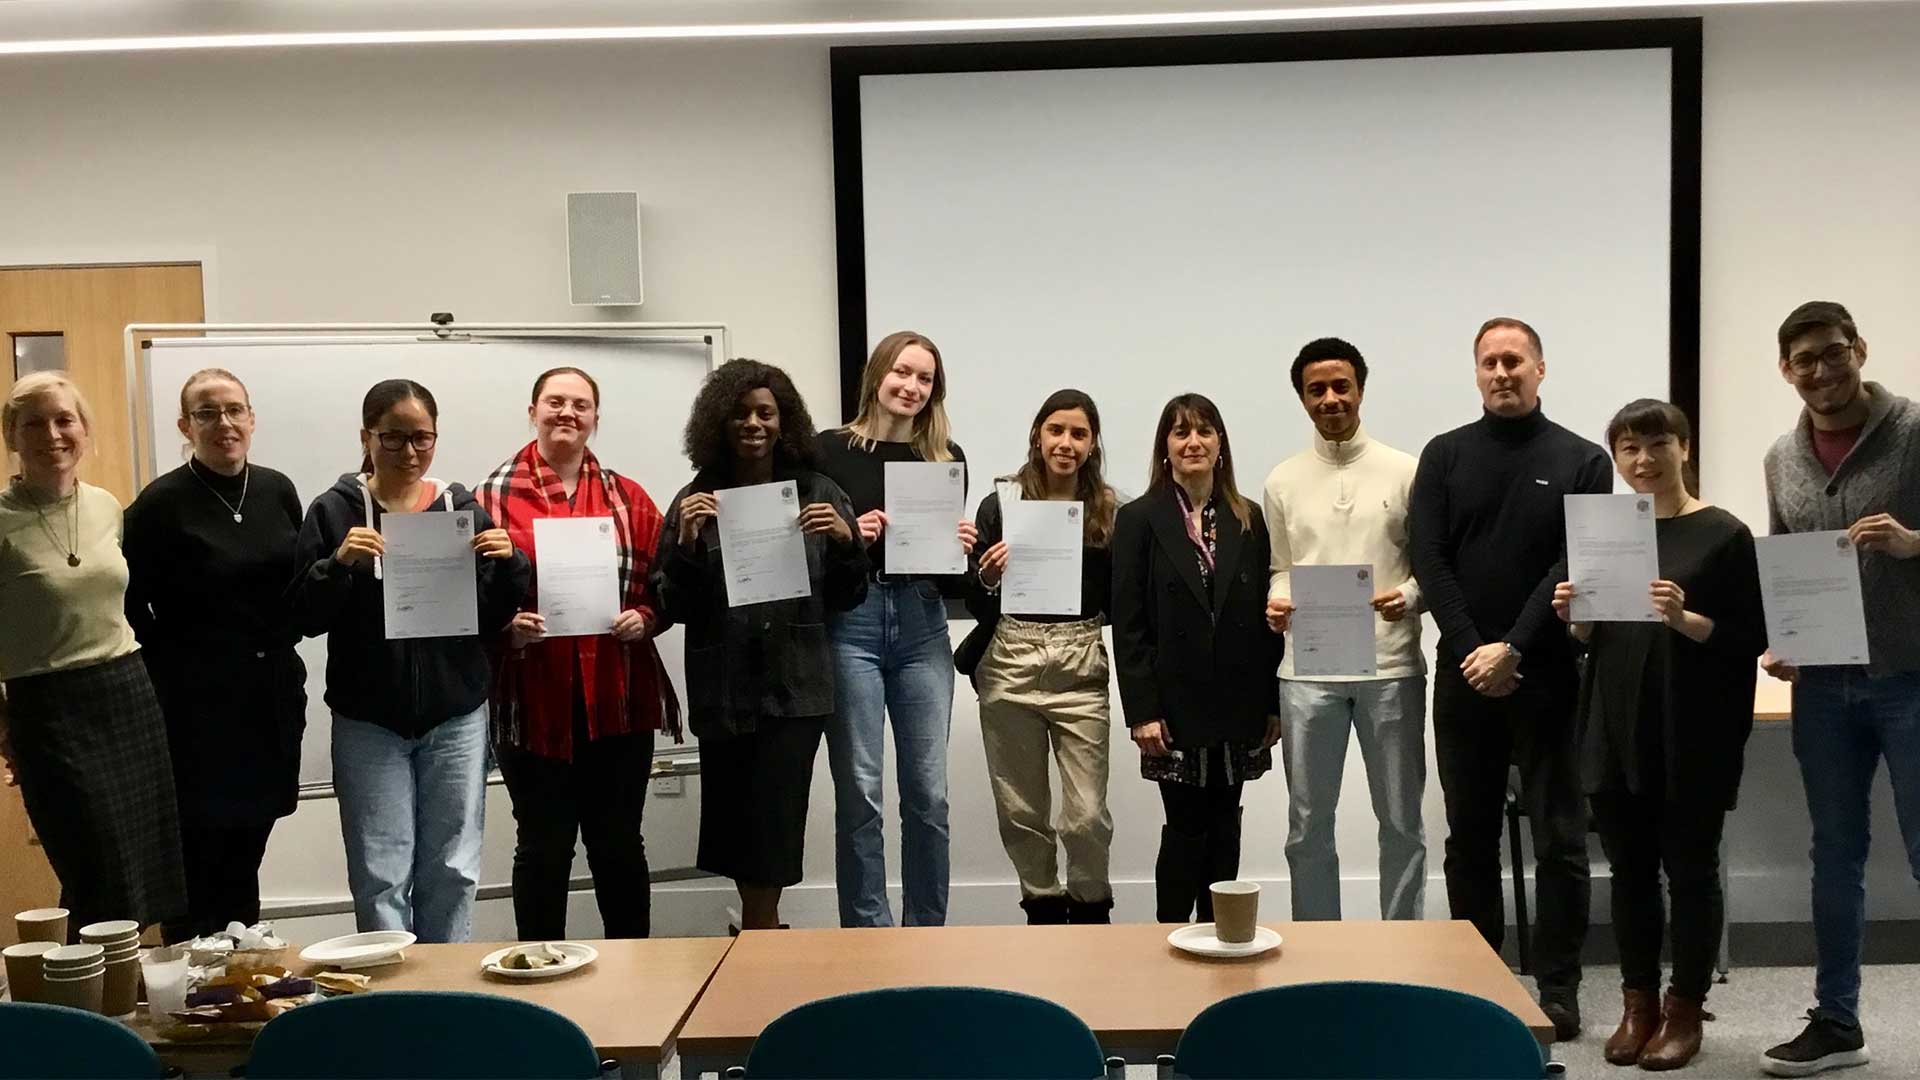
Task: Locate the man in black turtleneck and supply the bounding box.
[1410,317,1610,1041]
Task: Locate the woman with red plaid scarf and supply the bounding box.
[476,367,681,940]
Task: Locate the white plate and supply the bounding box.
[479,942,599,980]
[299,931,417,970]
[1167,924,1283,959]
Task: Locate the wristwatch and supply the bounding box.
[1502,641,1523,663]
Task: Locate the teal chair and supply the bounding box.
[0,1001,165,1079]
[244,990,601,1079]
[1173,981,1547,1079]
[739,986,1108,1079]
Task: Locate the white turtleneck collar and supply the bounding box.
[1312,422,1371,465]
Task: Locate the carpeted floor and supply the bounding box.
[1532,964,1920,1079]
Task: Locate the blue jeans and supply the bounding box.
[1791,668,1920,1027]
[331,706,489,943]
[1278,676,1428,921]
[826,580,955,927]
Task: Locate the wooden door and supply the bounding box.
[0,263,204,940]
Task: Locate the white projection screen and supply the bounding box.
[836,22,1701,495]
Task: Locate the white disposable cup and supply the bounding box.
[140,946,192,1023]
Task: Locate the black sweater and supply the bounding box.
[1409,405,1611,674]
[124,461,308,822]
[288,474,531,738]
[813,429,968,582]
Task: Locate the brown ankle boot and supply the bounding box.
[1604,988,1660,1066]
[1637,991,1705,1071]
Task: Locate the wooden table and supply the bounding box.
[675,921,1551,1074]
[142,937,733,1079]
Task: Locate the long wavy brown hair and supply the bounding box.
[1011,388,1117,548]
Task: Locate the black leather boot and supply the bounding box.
[1065,897,1115,924]
[1156,825,1209,922]
[1019,894,1070,925]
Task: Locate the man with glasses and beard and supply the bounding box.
[1759,301,1920,1078]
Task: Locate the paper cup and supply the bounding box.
[140,946,192,1023]
[102,958,140,1018]
[78,920,141,945]
[1209,880,1261,944]
[41,967,104,1013]
[15,907,69,944]
[42,943,106,969]
[3,941,60,1003]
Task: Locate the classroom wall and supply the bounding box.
[4,4,1918,939]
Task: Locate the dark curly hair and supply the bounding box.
[682,358,820,475]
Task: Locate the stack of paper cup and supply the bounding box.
[79,921,143,1018]
[40,944,105,1013]
[3,941,60,1003]
[14,907,69,944]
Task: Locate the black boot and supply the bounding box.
[1066,897,1114,924]
[1155,825,1209,922]
[1197,807,1244,923]
[1019,895,1070,925]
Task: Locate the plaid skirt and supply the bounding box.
[5,652,188,931]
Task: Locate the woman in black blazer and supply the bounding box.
[1113,393,1284,924]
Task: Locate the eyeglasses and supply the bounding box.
[1786,341,1856,377]
[188,404,252,426]
[374,430,438,452]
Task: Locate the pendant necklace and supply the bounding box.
[29,485,82,567]
[189,458,250,523]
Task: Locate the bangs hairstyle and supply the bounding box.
[683,358,820,475]
[3,371,95,454]
[178,367,251,419]
[1776,300,1857,358]
[1605,398,1697,496]
[1013,387,1117,548]
[848,331,954,463]
[1147,393,1253,530]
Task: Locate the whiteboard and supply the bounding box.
[857,48,1675,501]
[140,333,714,785]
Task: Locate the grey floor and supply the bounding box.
[1529,964,1920,1079]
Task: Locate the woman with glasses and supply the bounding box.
[289,379,529,942]
[476,367,678,941]
[123,368,307,941]
[1,372,187,937]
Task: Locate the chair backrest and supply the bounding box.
[1174,981,1545,1079]
[0,1001,164,1079]
[244,990,601,1079]
[743,986,1107,1079]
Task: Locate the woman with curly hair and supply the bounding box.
[652,359,868,929]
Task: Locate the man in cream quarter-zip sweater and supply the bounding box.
[1262,337,1428,925]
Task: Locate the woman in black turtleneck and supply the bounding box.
[125,368,307,942]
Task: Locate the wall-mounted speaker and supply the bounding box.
[566,191,644,306]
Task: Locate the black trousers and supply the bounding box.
[1155,780,1244,923]
[496,723,657,940]
[163,821,275,943]
[1432,664,1590,993]
[1589,790,1726,1001]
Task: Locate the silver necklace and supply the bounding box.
[24,483,81,567]
[188,458,249,523]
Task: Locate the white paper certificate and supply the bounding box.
[1001,500,1083,616]
[1289,564,1378,677]
[884,461,967,575]
[533,516,620,637]
[381,511,480,640]
[716,481,811,608]
[1564,493,1662,623]
[1756,531,1872,666]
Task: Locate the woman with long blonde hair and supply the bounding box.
[815,331,977,927]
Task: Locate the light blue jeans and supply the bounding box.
[331,706,488,943]
[1791,667,1920,1028]
[827,580,954,927]
[1278,676,1429,921]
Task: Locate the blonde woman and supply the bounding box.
[815,331,976,927]
[0,372,187,934]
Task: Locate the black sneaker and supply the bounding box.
[1540,992,1582,1042]
[1762,1011,1870,1076]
